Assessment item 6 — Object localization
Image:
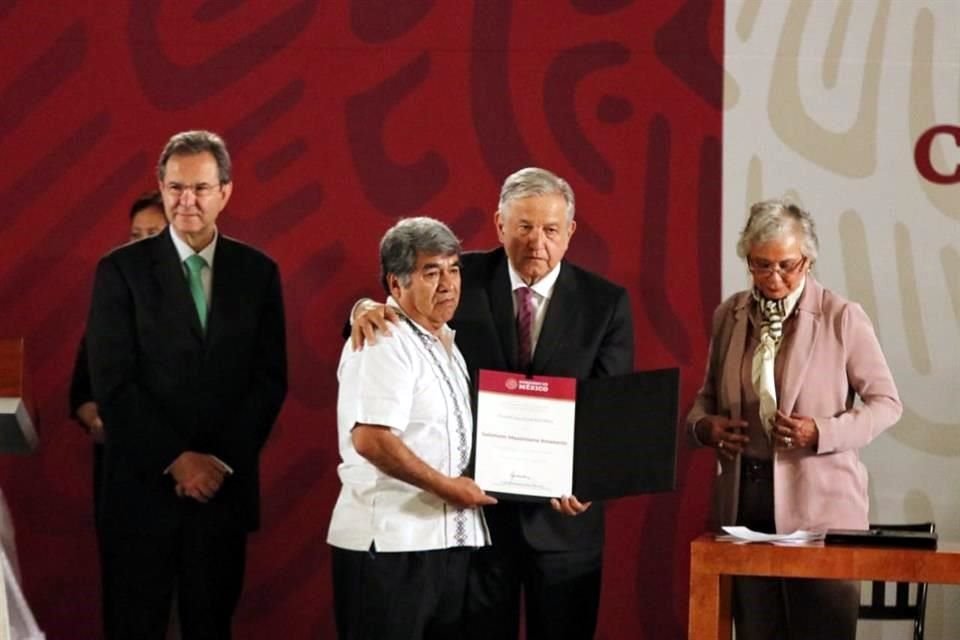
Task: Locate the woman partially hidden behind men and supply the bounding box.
[687,199,902,639]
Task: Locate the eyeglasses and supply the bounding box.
[747,256,807,278]
[163,182,222,199]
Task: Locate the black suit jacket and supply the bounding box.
[86,227,287,535]
[453,248,634,551]
[69,337,92,419]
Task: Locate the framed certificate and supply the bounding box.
[474,368,679,502]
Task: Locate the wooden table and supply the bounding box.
[688,533,960,639]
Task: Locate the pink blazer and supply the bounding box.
[687,276,902,533]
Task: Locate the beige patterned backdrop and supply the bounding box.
[724,1,960,637]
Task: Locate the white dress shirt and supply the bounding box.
[328,298,489,552]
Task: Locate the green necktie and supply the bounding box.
[184,254,208,331]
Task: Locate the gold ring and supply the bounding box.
[784,437,793,447]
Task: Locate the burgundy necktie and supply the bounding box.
[516,286,535,370]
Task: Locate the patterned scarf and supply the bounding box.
[751,290,787,438]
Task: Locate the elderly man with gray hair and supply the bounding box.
[329,216,496,640]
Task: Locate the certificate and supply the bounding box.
[473,368,680,502]
[474,369,577,499]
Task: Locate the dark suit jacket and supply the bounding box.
[68,334,107,517]
[453,248,634,551]
[86,227,287,535]
[69,337,92,418]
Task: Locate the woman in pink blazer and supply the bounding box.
[687,200,902,640]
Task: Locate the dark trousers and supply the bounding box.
[100,505,247,640]
[92,444,104,521]
[464,506,602,640]
[733,459,859,640]
[331,545,473,640]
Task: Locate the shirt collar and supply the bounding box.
[754,276,806,317]
[781,276,806,318]
[386,296,456,347]
[507,261,561,299]
[169,227,218,268]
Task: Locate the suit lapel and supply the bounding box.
[778,278,821,416]
[152,229,205,342]
[487,253,520,370]
[721,295,750,421]
[205,235,244,350]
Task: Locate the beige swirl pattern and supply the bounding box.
[725,1,960,636]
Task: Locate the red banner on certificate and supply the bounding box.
[476,370,577,400]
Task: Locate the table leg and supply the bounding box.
[689,558,733,640]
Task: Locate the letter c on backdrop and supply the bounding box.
[915,124,960,184]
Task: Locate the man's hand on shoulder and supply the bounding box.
[170,451,227,503]
[351,300,400,351]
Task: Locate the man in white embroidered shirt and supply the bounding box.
[328,217,497,640]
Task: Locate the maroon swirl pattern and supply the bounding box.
[0,3,722,638]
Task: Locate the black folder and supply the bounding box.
[824,528,938,550]
[572,368,679,501]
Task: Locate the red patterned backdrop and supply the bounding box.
[0,2,722,637]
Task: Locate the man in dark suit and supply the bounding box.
[86,130,287,640]
[71,190,167,512]
[352,167,634,639]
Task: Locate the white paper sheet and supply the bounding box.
[721,526,825,544]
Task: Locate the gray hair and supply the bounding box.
[157,130,232,184]
[380,217,462,293]
[736,199,819,265]
[498,167,575,222]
